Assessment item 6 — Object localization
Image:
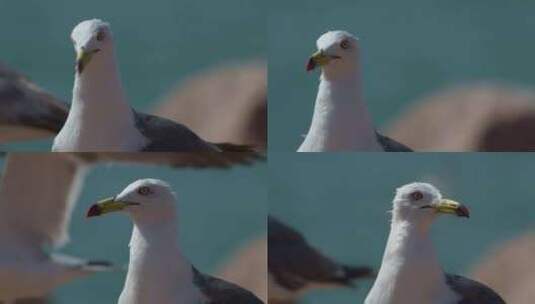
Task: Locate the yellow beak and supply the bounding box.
[306,50,334,71]
[432,199,470,218]
[87,197,139,217]
[76,48,100,73]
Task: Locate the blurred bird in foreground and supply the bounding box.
[268,215,373,304]
[0,154,113,303]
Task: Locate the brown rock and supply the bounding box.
[386,83,535,151]
[152,61,267,150]
[469,232,535,304]
[216,236,267,302]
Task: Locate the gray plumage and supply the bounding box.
[134,111,217,152]
[0,62,67,142]
[268,216,373,298]
[192,267,264,304]
[445,274,506,304]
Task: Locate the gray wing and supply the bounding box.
[134,110,218,152]
[192,267,264,304]
[375,131,413,152]
[0,62,68,143]
[134,111,264,165]
[268,216,373,291]
[445,274,506,304]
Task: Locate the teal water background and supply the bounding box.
[0,0,265,150]
[269,1,535,151]
[269,153,534,303]
[0,157,267,303]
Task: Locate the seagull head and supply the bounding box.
[71,19,113,74]
[306,30,360,77]
[87,179,178,223]
[392,182,470,224]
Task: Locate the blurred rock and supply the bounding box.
[386,83,535,151]
[153,61,267,150]
[469,232,535,304]
[217,236,267,302]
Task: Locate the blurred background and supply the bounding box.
[269,0,535,151]
[269,153,535,303]
[0,0,266,150]
[0,157,266,303]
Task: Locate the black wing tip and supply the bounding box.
[341,265,375,281]
[214,142,266,153]
[82,259,116,272]
[86,260,114,267]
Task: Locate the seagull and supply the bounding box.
[52,19,259,153]
[87,178,264,304]
[299,30,412,152]
[0,153,113,303]
[0,62,68,143]
[268,216,373,304]
[365,182,506,304]
[0,149,264,303]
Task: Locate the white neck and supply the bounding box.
[119,218,198,304]
[298,70,381,152]
[365,216,457,304]
[53,45,146,151]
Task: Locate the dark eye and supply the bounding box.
[410,191,423,201]
[137,186,152,196]
[96,31,105,41]
[340,40,350,49]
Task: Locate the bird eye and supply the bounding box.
[410,191,423,201]
[96,31,105,41]
[340,40,350,49]
[137,186,152,196]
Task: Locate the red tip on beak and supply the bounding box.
[456,205,470,218]
[87,204,102,218]
[306,57,316,72]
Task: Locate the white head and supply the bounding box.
[306,30,360,79]
[392,182,470,227]
[71,19,114,74]
[87,179,178,224]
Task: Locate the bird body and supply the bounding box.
[119,224,200,304]
[365,220,458,304]
[299,76,382,152]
